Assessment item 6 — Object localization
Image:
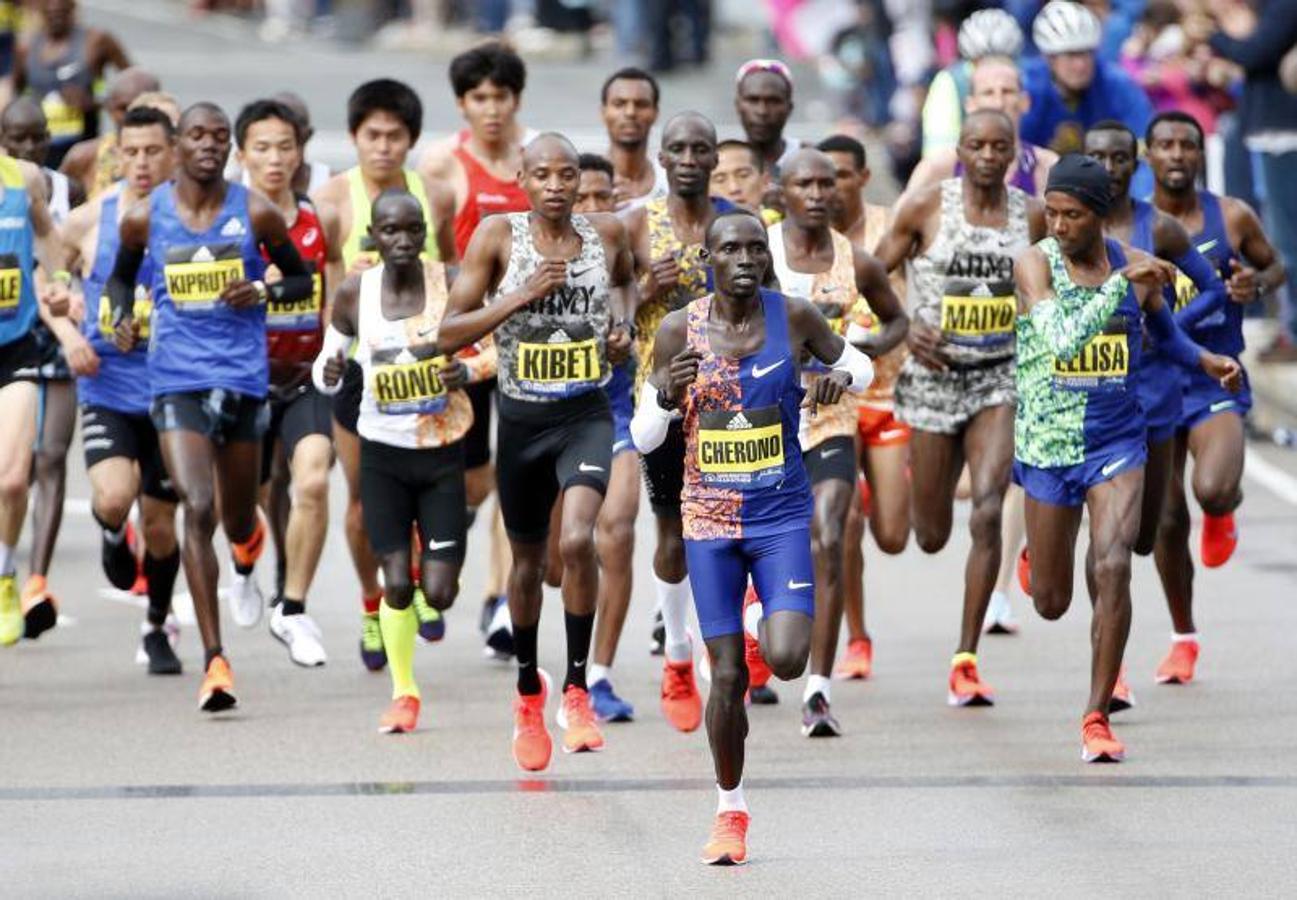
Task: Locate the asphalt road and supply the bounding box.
[3,5,1297,896]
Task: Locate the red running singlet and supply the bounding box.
[264,195,328,375]
[452,131,531,259]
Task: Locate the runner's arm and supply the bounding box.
[311,275,359,395]
[1155,213,1228,329]
[1230,197,1286,300]
[1015,245,1128,361]
[850,247,908,356]
[869,187,931,274]
[791,294,873,392]
[424,175,457,263]
[250,192,312,302]
[631,309,689,453]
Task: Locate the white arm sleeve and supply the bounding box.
[311,325,354,396]
[829,339,874,393]
[630,380,678,453]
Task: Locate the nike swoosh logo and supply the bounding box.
[578,462,605,473]
[417,326,436,337]
[877,428,907,441]
[573,659,586,667]
[1209,399,1236,413]
[570,265,598,279]
[428,538,458,551]
[1100,456,1128,478]
[820,447,841,459]
[1196,239,1219,255]
[752,359,785,378]
[787,580,812,590]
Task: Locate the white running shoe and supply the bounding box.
[984,590,1019,635]
[269,606,327,667]
[228,567,265,628]
[134,617,181,665]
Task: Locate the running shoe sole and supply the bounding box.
[1108,696,1135,714]
[801,718,842,738]
[985,622,1019,635]
[701,852,747,866]
[1082,746,1125,763]
[200,689,237,713]
[947,692,995,707]
[23,599,57,640]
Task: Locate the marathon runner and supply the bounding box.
[818,133,911,680]
[314,189,494,733]
[58,67,159,200]
[439,132,636,771]
[1146,110,1286,685]
[13,0,131,168]
[767,147,907,735]
[710,140,767,213]
[871,109,1045,706]
[1,96,83,630]
[599,67,666,211]
[419,42,532,654]
[624,111,732,726]
[312,79,455,669]
[0,143,71,646]
[107,101,313,711]
[1014,154,1240,761]
[734,59,800,173]
[633,209,873,864]
[236,97,341,667]
[58,104,181,672]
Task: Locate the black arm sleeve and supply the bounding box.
[263,237,313,303]
[107,243,145,322]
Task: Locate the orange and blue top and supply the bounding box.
[681,289,812,541]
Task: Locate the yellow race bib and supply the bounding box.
[164,243,245,312]
[1053,333,1130,392]
[0,253,21,317]
[371,355,449,415]
[266,267,322,332]
[41,91,84,141]
[517,336,601,396]
[697,406,785,488]
[98,292,152,342]
[940,294,1016,347]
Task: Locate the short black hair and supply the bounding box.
[372,187,424,221]
[577,153,614,180]
[817,134,866,171]
[1086,119,1137,154]
[449,41,527,98]
[179,101,228,132]
[234,99,304,149]
[600,67,660,107]
[347,79,422,142]
[717,138,763,172]
[705,207,767,246]
[1146,110,1204,149]
[120,104,175,139]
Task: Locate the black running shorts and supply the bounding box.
[81,404,177,501]
[360,438,467,563]
[261,385,333,483]
[802,435,856,486]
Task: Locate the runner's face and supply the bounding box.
[782,159,836,229]
[735,72,792,144]
[239,117,302,196]
[1045,191,1102,256]
[710,146,764,211]
[42,0,75,36]
[371,198,427,267]
[118,123,173,194]
[824,150,865,224]
[574,170,615,213]
[178,111,231,182]
[706,216,770,299]
[1084,129,1137,202]
[968,62,1025,125]
[0,115,50,164]
[353,111,412,179]
[1147,121,1202,193]
[458,80,519,143]
[601,78,658,147]
[659,120,717,198]
[956,117,1015,188]
[523,147,580,220]
[1048,51,1096,95]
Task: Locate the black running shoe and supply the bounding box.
[102,533,137,591]
[748,684,779,705]
[650,608,665,656]
[800,692,842,737]
[142,629,183,675]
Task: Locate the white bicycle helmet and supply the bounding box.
[1033,1,1102,55]
[958,9,1025,61]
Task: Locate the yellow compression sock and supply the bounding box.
[380,600,420,700]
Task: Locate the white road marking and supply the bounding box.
[1244,448,1297,506]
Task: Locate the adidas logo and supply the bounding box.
[395,348,416,364]
[220,218,246,237]
[971,284,992,297]
[726,412,752,430]
[191,246,215,263]
[548,329,571,344]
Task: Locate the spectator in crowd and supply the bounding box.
[921,7,1025,155]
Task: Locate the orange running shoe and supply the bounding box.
[661,656,703,732]
[834,638,873,680]
[1017,547,1032,596]
[1200,513,1237,568]
[199,656,237,712]
[378,695,420,734]
[1156,638,1199,685]
[1109,669,1136,714]
[947,654,995,707]
[20,575,58,640]
[556,685,605,753]
[1081,711,1125,763]
[512,671,552,772]
[701,811,750,866]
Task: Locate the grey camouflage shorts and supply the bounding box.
[894,356,1016,435]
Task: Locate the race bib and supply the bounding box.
[697,405,785,489]
[940,294,1016,347]
[41,91,84,141]
[0,252,20,319]
[371,355,448,415]
[1053,319,1130,392]
[266,265,322,332]
[164,243,245,313]
[517,333,601,397]
[97,290,152,343]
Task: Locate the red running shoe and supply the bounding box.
[1200,513,1237,568]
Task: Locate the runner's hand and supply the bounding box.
[221,279,261,309]
[520,259,568,306]
[1203,352,1243,392]
[907,320,947,371]
[664,348,702,406]
[322,348,346,388]
[40,281,71,318]
[648,255,681,298]
[802,369,851,416]
[114,315,139,354]
[1225,259,1259,304]
[1120,257,1177,289]
[63,332,100,377]
[606,322,632,365]
[438,357,469,390]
